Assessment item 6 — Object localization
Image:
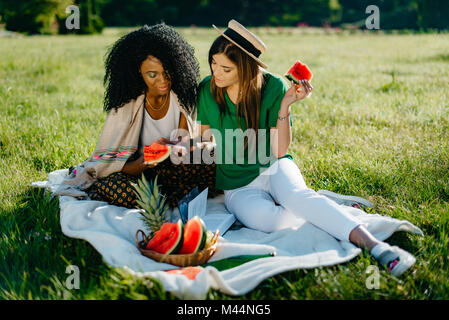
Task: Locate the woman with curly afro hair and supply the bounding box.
[67,24,222,209]
[103,24,199,115]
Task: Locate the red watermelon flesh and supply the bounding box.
[165,266,204,280]
[144,143,171,165]
[178,216,207,254]
[285,60,313,84]
[145,220,184,254]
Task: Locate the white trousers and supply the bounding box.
[224,158,363,241]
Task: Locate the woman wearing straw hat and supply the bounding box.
[196,19,416,276]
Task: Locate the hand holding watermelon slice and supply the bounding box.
[283,60,313,103]
[144,142,172,165]
[285,60,313,84]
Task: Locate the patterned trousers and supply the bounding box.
[87,159,221,209]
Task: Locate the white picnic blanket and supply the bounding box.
[32,169,423,299]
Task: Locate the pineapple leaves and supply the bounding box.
[131,174,171,234]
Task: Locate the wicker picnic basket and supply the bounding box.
[135,229,218,267]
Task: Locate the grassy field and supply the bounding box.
[0,27,448,300]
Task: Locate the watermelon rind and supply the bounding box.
[172,220,185,254]
[203,230,214,250]
[198,220,208,251]
[285,73,300,85]
[179,216,208,254]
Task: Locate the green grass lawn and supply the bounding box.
[1,27,448,300]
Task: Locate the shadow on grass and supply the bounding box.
[377,70,407,93]
[1,187,439,299]
[426,53,449,63]
[0,187,179,300]
[395,52,449,64]
[0,188,100,298]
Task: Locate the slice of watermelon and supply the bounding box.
[145,219,184,254]
[285,60,313,84]
[165,266,204,280]
[178,216,207,254]
[144,142,172,165]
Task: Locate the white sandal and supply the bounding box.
[372,244,416,277]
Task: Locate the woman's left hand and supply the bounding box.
[282,80,313,106]
[169,135,191,163]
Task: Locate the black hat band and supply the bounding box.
[223,28,261,58]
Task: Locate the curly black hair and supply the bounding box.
[103,24,200,114]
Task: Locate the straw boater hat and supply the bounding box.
[213,19,268,69]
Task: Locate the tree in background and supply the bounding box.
[0,0,447,33]
[182,0,249,27]
[338,0,419,29]
[417,0,449,30]
[0,0,71,34]
[172,0,335,27]
[101,0,203,26]
[337,0,449,30]
[100,0,338,27]
[101,0,158,27]
[58,0,108,34]
[157,0,204,25]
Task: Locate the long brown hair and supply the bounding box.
[208,36,264,134]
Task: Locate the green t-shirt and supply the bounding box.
[197,72,293,190]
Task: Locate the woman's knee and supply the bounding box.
[225,189,286,233]
[88,171,138,208]
[269,159,308,202]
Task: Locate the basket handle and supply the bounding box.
[135,229,147,247]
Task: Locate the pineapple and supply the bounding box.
[131,174,170,237]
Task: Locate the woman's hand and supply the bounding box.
[161,135,190,164]
[281,80,313,106]
[274,81,312,159]
[154,137,181,146]
[121,154,157,177]
[122,137,171,176]
[139,154,158,169]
